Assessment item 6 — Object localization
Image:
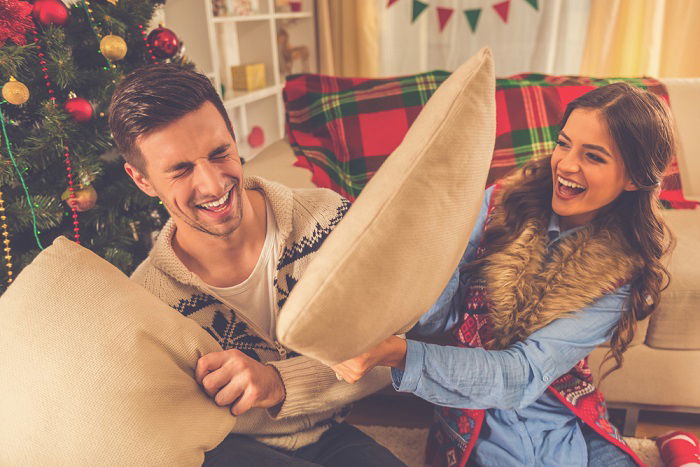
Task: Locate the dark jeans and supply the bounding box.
[203,422,406,467]
[582,424,637,467]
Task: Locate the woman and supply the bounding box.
[333,82,676,467]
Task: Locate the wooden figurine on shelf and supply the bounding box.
[211,0,227,16]
[277,27,309,77]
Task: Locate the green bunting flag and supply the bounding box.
[412,0,429,22]
[525,0,539,10]
[464,8,482,33]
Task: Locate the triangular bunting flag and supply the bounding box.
[387,0,400,7]
[437,7,454,32]
[493,0,510,23]
[412,0,429,22]
[525,0,538,10]
[464,8,482,33]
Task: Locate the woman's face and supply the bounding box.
[550,108,637,229]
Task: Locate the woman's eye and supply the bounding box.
[212,154,229,161]
[586,153,605,163]
[555,140,568,148]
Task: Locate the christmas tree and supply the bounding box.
[0,0,191,293]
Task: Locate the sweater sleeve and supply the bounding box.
[266,356,391,419]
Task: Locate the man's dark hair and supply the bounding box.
[108,64,235,174]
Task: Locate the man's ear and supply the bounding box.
[124,163,157,197]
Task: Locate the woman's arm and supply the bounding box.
[394,285,630,409]
[335,284,630,410]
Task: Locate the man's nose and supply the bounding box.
[193,162,225,196]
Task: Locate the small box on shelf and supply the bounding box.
[231,63,267,91]
[276,0,303,13]
[212,0,263,17]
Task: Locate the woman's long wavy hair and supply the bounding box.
[469,82,676,378]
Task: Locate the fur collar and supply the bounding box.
[481,186,643,350]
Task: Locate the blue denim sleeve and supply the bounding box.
[392,284,630,409]
[409,186,495,338]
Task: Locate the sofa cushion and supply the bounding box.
[276,48,495,365]
[0,237,234,465]
[645,209,700,350]
[589,344,700,408]
[285,71,695,209]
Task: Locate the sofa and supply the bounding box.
[244,77,700,437]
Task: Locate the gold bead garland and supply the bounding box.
[0,191,13,284]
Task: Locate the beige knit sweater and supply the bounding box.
[131,176,390,451]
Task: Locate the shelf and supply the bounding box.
[164,0,316,160]
[275,12,313,19]
[212,14,272,23]
[223,84,283,108]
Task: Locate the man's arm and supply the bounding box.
[195,349,286,416]
[195,350,390,418]
[266,355,390,419]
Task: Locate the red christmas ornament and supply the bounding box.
[147,27,180,59]
[64,96,93,123]
[32,0,68,26]
[0,0,33,46]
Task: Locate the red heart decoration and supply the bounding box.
[248,126,265,148]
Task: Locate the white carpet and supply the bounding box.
[357,425,663,467]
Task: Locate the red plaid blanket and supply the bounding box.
[283,72,697,209]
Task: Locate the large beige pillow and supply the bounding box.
[0,237,234,466]
[277,48,496,365]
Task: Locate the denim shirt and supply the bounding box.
[392,186,630,466]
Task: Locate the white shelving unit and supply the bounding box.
[163,0,317,161]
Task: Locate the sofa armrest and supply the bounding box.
[661,78,700,202]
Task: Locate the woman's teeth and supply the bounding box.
[199,190,230,210]
[558,176,586,191]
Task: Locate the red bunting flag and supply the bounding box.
[493,0,510,23]
[387,0,400,7]
[437,7,454,32]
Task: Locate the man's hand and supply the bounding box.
[195,349,285,416]
[332,336,407,384]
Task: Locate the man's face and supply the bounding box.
[125,101,244,238]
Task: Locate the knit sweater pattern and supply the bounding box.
[131,176,390,451]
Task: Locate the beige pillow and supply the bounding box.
[0,237,234,466]
[276,48,496,365]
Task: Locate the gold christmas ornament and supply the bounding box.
[100,34,127,61]
[107,0,118,4]
[62,184,98,212]
[2,77,30,105]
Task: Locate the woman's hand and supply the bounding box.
[332,336,407,384]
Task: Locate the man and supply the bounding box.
[109,64,401,466]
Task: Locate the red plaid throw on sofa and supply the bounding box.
[283,72,697,209]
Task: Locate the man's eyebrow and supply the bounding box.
[165,144,231,173]
[208,144,230,158]
[559,131,612,157]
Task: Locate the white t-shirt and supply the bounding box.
[206,199,279,339]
